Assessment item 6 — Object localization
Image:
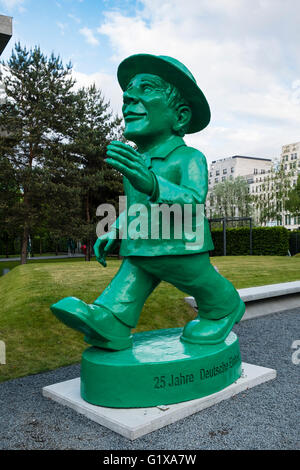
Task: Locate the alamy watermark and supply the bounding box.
[96,196,205,248]
[0,340,5,365]
[291,340,300,365]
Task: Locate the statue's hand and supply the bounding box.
[106,141,154,195]
[93,231,117,267]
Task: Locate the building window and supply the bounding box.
[216,170,220,176]
[285,214,291,225]
[222,176,226,182]
[215,177,218,183]
[254,168,258,174]
[223,168,227,174]
[231,167,234,173]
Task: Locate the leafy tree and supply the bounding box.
[286,174,300,217]
[252,159,295,225]
[209,177,252,219]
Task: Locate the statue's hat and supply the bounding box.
[117,53,210,133]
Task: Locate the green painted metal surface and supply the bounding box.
[80,328,242,408]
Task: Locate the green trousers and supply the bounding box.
[94,253,241,328]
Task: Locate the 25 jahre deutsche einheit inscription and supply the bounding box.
[153,354,240,389]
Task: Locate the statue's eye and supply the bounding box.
[141,83,153,92]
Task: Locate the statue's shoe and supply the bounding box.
[50,296,132,351]
[181,299,245,345]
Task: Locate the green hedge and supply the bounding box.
[0,227,291,257]
[289,231,300,255]
[211,226,290,256]
[0,235,71,256]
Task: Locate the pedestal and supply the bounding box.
[43,362,276,440]
[81,328,242,408]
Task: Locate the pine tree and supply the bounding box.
[71,85,123,260]
[0,151,20,257]
[0,43,77,263]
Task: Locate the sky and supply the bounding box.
[1,0,300,164]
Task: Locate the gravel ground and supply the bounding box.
[0,309,299,450]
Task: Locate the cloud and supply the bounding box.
[95,0,300,162]
[56,22,68,36]
[0,0,25,12]
[72,69,121,116]
[68,13,81,24]
[79,27,100,46]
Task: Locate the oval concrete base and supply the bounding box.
[80,328,242,408]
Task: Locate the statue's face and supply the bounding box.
[122,73,176,145]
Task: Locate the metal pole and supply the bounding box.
[249,217,253,255]
[223,217,227,256]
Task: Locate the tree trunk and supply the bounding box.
[21,225,28,265]
[5,233,9,258]
[85,193,91,261]
[21,146,33,265]
[85,239,91,262]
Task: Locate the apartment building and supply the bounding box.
[207,145,300,229]
[207,155,273,218]
[208,155,273,190]
[278,141,300,229]
[0,15,12,56]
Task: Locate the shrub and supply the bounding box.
[210,226,289,256]
[289,231,300,255]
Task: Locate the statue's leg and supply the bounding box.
[177,253,245,344]
[93,256,160,326]
[130,253,245,345]
[51,257,160,350]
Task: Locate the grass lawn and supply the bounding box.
[0,255,299,383]
[0,256,87,276]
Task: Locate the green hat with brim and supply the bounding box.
[117,53,210,134]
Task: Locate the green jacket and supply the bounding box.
[114,135,214,256]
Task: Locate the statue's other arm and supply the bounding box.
[150,147,208,206]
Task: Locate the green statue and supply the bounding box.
[51,54,245,352]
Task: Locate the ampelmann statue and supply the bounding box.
[51,54,245,351]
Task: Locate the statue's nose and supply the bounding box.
[123,88,139,104]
